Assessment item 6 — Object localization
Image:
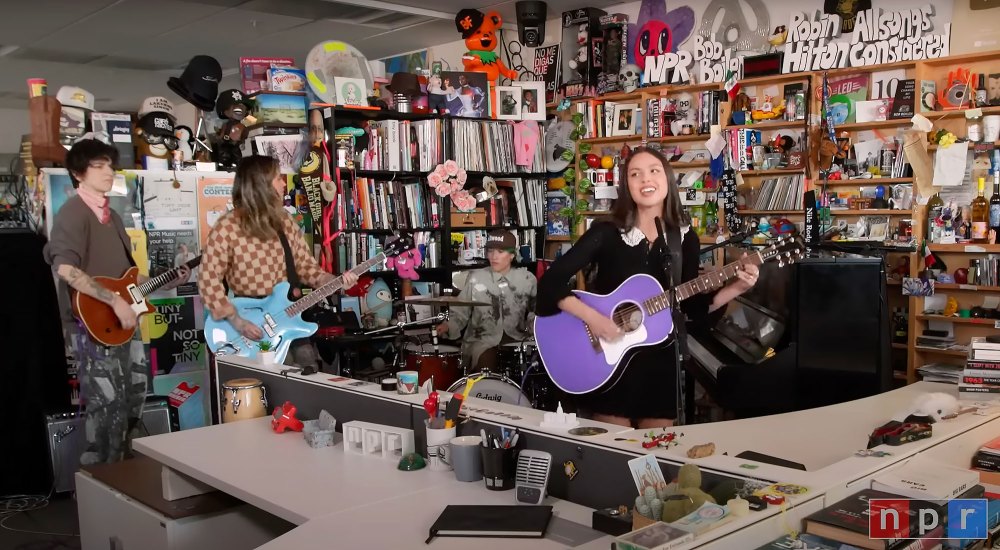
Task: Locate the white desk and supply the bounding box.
[134,417,456,525]
[257,482,612,550]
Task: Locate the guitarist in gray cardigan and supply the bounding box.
[43,139,188,464]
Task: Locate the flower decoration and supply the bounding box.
[427,162,476,211]
[933,130,958,148]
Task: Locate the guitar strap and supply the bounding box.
[277,232,302,300]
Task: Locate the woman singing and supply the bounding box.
[536,147,758,428]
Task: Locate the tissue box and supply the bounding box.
[302,410,338,448]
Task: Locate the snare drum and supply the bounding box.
[404,343,462,389]
[221,378,268,423]
[448,373,531,408]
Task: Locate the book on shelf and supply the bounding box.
[750,175,805,211]
[957,383,1000,393]
[545,192,571,236]
[360,119,444,172]
[971,337,1000,351]
[804,489,915,550]
[754,532,865,549]
[448,119,545,173]
[337,177,440,231]
[967,360,1000,371]
[961,374,1000,385]
[971,348,1000,362]
[870,457,979,501]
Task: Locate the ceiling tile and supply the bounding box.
[160,9,312,46]
[0,0,119,44]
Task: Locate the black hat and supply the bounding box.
[386,72,422,97]
[168,55,222,111]
[215,89,249,119]
[138,112,175,137]
[455,9,485,39]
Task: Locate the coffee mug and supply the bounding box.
[397,371,418,394]
[450,436,483,482]
[425,420,456,472]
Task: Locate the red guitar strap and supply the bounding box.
[320,164,341,273]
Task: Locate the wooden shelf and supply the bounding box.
[579,210,611,216]
[829,209,911,216]
[933,283,1000,292]
[914,347,970,358]
[671,161,711,169]
[820,61,917,78]
[572,91,643,103]
[887,279,902,286]
[927,243,1000,253]
[737,209,802,215]
[892,343,908,350]
[930,106,1000,119]
[724,120,807,131]
[916,315,999,326]
[928,141,1000,151]
[655,134,710,144]
[893,371,909,380]
[739,168,805,177]
[581,135,643,144]
[819,177,914,186]
[547,235,571,242]
[834,119,913,132]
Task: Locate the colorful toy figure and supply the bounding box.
[627,0,695,70]
[641,429,683,449]
[386,247,423,280]
[455,9,517,83]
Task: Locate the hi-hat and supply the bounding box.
[398,296,489,307]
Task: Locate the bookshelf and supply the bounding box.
[322,108,550,295]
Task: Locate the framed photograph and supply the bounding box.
[440,71,490,118]
[611,103,638,136]
[496,86,522,120]
[513,81,546,121]
[334,76,367,107]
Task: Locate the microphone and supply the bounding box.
[654,216,666,246]
[654,216,671,266]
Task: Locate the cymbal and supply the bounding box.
[398,296,490,307]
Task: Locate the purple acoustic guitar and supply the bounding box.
[534,236,804,394]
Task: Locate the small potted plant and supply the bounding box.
[257,341,276,364]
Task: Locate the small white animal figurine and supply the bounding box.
[893,392,960,423]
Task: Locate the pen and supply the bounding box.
[508,434,519,448]
[480,428,488,447]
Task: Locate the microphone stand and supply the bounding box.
[699,231,752,255]
[655,217,686,425]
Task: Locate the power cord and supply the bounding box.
[0,430,80,538]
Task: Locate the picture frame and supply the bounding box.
[513,81,546,121]
[496,86,522,120]
[333,76,367,107]
[611,103,638,136]
[439,71,490,118]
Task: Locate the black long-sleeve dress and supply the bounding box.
[536,221,716,420]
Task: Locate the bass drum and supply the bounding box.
[448,373,531,408]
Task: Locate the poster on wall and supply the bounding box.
[145,297,205,376]
[197,176,234,247]
[142,172,198,231]
[152,370,210,430]
[147,229,200,297]
[126,228,149,278]
[43,169,140,232]
[532,45,560,104]
[381,50,428,74]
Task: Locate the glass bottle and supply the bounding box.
[991,169,1000,235]
[926,192,944,242]
[968,112,983,143]
[972,177,989,243]
[977,74,989,108]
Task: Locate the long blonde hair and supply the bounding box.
[232,155,285,240]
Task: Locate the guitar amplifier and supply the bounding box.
[140,396,179,437]
[45,412,86,494]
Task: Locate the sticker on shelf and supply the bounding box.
[965,245,986,253]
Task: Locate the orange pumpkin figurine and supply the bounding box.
[455,9,517,83]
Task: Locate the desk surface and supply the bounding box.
[133,417,456,525]
[257,482,612,550]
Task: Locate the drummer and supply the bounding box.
[436,229,537,372]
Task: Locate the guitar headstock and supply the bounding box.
[759,235,806,268]
[384,234,416,257]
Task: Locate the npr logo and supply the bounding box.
[869,499,988,539]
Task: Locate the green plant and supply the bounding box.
[557,112,595,238]
[257,340,273,352]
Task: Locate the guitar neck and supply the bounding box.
[285,254,386,317]
[644,252,763,315]
[136,256,201,296]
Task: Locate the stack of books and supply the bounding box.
[958,337,1000,401]
[972,435,1000,498]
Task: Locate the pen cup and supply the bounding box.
[481,446,516,491]
[425,420,456,471]
[449,436,483,482]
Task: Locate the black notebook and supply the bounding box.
[426,505,553,544]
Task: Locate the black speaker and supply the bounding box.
[516,1,547,47]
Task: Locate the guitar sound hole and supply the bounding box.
[612,302,643,333]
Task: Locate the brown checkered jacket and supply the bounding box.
[198,211,328,320]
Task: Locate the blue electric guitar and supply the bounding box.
[205,236,414,363]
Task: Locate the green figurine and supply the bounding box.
[661,464,716,522]
[398,453,426,471]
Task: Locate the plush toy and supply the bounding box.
[362,277,394,328]
[214,89,252,169]
[174,125,194,162]
[893,392,960,423]
[386,247,423,280]
[426,73,449,114]
[455,9,517,83]
[661,464,716,522]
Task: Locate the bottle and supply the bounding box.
[991,169,1000,235]
[972,177,989,243]
[968,112,983,143]
[977,74,989,108]
[927,192,944,242]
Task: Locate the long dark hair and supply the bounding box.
[232,155,285,240]
[610,147,685,230]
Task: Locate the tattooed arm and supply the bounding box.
[57,264,138,329]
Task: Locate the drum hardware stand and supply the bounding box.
[364,313,450,374]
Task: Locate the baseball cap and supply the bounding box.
[139,96,175,119]
[138,112,175,137]
[485,229,517,250]
[56,86,94,110]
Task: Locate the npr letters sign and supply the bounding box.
[869,499,988,540]
[783,6,950,73]
[643,36,743,86]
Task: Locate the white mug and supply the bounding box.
[984,115,1000,143]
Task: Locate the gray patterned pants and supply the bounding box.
[79,337,148,465]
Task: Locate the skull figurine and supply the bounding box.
[618,64,640,93]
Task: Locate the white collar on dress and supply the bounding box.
[621,225,692,247]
